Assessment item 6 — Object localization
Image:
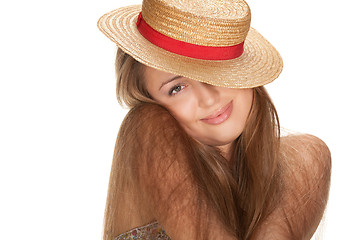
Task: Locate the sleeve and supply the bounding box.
[121,103,236,240]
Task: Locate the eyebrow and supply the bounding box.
[159,75,182,90]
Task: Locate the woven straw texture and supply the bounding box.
[97,0,283,88]
[141,0,250,46]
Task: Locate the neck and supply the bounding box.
[217,142,234,162]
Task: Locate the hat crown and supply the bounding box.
[142,0,251,47]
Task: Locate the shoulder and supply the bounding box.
[123,103,184,136]
[276,134,331,239]
[128,102,171,117]
[112,103,191,234]
[280,133,331,155]
[280,134,331,181]
[123,103,178,129]
[120,103,184,145]
[280,134,331,172]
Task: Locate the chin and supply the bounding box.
[214,132,242,145]
[201,136,239,148]
[186,127,243,148]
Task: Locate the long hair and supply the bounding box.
[103,49,281,239]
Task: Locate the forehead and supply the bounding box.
[144,66,178,86]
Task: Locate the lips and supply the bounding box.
[200,101,233,125]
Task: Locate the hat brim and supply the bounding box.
[97,5,283,88]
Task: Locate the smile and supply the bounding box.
[201,101,233,125]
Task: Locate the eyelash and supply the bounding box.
[168,84,186,96]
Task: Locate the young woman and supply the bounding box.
[97,0,331,239]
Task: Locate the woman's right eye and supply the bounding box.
[168,84,185,96]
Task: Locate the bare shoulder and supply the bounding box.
[280,133,331,159]
[277,134,331,239]
[253,134,331,239]
[124,103,178,130]
[121,103,183,147]
[280,134,331,173]
[112,103,183,234]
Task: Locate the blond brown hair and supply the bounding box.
[103,48,282,239]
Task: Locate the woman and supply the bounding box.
[97,0,331,239]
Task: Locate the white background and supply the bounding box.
[0,0,359,239]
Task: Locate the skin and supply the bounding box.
[143,66,253,158]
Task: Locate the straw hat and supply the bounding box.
[97,0,283,88]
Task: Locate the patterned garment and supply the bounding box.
[114,221,170,240]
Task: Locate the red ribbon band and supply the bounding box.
[136,13,244,60]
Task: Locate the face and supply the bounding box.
[143,66,253,154]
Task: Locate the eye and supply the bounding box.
[168,84,186,96]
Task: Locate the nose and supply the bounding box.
[195,82,220,108]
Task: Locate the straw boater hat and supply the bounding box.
[97,0,283,88]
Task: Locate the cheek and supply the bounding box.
[165,97,198,128]
[231,89,254,129]
[242,89,254,117]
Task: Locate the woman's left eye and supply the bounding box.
[169,84,185,96]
